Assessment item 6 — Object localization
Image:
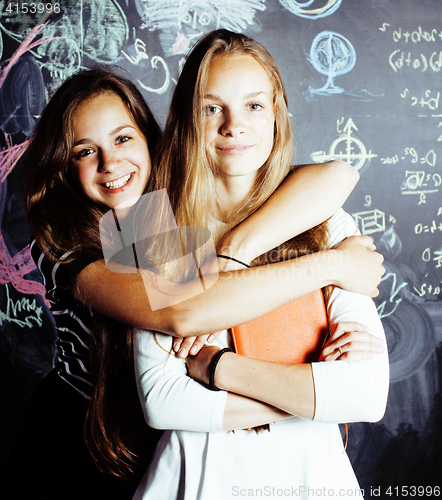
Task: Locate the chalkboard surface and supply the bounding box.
[1,0,441,496]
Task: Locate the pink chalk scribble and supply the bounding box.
[0,141,49,308]
[172,33,189,53]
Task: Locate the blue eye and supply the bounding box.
[205,105,221,115]
[248,102,264,111]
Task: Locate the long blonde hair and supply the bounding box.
[156,29,295,242]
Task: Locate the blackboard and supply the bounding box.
[1,0,441,496]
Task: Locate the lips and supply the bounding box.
[217,144,253,155]
[102,173,132,190]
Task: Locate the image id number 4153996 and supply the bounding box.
[381,485,440,497]
[4,2,61,14]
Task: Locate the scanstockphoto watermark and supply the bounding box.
[231,485,364,497]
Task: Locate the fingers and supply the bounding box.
[173,332,220,358]
[320,327,385,362]
[173,336,196,358]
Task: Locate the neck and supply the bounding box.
[215,173,255,223]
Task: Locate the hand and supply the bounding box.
[319,321,385,362]
[186,345,222,386]
[332,235,385,297]
[173,332,222,359]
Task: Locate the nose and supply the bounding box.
[98,148,121,173]
[219,109,246,137]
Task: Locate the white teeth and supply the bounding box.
[104,173,131,189]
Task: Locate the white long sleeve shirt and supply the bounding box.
[132,210,389,500]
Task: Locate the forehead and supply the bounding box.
[71,92,137,132]
[205,54,273,93]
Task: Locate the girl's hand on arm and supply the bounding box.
[173,332,221,359]
[330,235,385,297]
[218,161,358,266]
[319,322,385,362]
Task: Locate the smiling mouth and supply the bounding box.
[218,145,253,155]
[102,173,132,189]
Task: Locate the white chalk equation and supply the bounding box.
[381,148,437,166]
[278,0,342,19]
[308,31,356,95]
[311,118,377,171]
[401,170,441,205]
[400,89,440,110]
[389,50,442,73]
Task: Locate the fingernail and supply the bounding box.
[189,345,198,355]
[207,335,214,343]
[178,348,187,358]
[173,343,180,352]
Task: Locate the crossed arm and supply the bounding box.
[134,212,389,432]
[70,161,384,341]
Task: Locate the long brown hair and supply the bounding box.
[21,68,161,263]
[21,69,162,478]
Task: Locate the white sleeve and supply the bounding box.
[311,210,390,424]
[133,329,227,432]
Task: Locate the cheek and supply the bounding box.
[69,163,93,195]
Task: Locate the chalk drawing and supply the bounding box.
[308,31,356,95]
[0,284,44,329]
[122,38,171,94]
[1,0,129,77]
[134,0,266,55]
[279,0,342,19]
[311,118,377,171]
[0,141,48,308]
[352,209,386,236]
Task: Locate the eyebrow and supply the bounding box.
[203,91,267,100]
[73,125,135,146]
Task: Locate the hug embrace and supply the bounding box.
[15,29,387,500]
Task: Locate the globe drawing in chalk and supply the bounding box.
[309,31,356,95]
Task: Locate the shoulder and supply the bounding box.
[327,209,360,247]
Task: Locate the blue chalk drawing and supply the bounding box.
[309,31,356,95]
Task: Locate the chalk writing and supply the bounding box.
[392,27,442,43]
[415,221,442,235]
[381,148,437,166]
[400,89,440,110]
[0,284,43,328]
[389,50,442,72]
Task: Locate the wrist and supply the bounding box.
[213,350,236,391]
[209,348,233,391]
[218,236,256,267]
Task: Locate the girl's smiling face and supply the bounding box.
[203,54,275,185]
[69,92,151,209]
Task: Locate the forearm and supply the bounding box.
[222,393,292,430]
[219,161,358,264]
[215,352,315,420]
[72,252,336,337]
